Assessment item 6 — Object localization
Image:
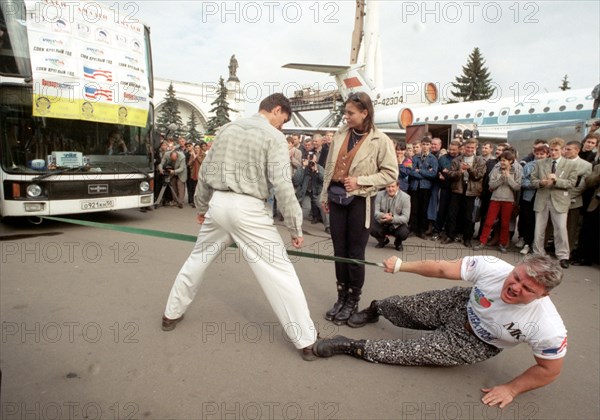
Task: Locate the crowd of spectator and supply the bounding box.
[392,121,600,269]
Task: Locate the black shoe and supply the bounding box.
[325,283,347,321]
[395,243,403,251]
[417,233,427,240]
[375,238,390,248]
[324,227,330,234]
[162,314,184,331]
[347,300,380,328]
[559,259,570,269]
[441,237,453,245]
[300,345,317,361]
[313,335,366,358]
[333,288,361,326]
[463,240,472,248]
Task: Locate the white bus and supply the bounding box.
[0,0,155,221]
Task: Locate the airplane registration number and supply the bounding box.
[373,96,404,107]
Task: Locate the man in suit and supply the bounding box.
[563,141,593,257]
[531,138,578,268]
[370,180,411,251]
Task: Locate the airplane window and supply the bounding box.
[454,114,459,119]
[434,116,439,121]
[466,113,471,118]
[416,118,421,122]
[444,115,448,120]
[576,104,583,110]
[501,110,508,116]
[489,112,495,117]
[514,109,521,115]
[425,117,430,121]
[543,107,550,113]
[477,112,482,117]
[559,105,566,111]
[528,108,535,114]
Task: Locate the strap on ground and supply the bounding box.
[42,216,384,267]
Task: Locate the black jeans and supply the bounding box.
[329,195,375,290]
[446,192,477,241]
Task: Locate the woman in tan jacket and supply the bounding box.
[320,92,398,325]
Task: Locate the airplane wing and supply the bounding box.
[283,63,351,75]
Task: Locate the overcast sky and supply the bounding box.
[130,1,599,115]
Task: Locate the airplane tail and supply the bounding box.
[282,63,377,100]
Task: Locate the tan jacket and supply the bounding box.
[531,157,577,213]
[585,164,600,212]
[320,125,398,227]
[567,156,592,209]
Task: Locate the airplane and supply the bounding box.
[283,0,597,141]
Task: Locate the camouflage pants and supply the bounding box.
[364,287,502,366]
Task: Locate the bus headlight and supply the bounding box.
[139,181,150,192]
[26,184,43,198]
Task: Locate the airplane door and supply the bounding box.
[498,107,510,125]
[474,109,485,126]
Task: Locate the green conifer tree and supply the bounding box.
[450,47,496,102]
[157,82,184,137]
[206,77,233,135]
[559,75,571,91]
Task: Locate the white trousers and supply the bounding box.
[164,191,317,349]
[532,201,570,260]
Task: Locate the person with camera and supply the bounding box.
[369,180,410,252]
[159,150,187,208]
[319,92,398,326]
[161,94,318,361]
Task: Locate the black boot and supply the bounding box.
[325,283,348,321]
[333,287,361,325]
[313,335,366,358]
[347,300,380,328]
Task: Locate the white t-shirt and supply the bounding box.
[461,256,567,360]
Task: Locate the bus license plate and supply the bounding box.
[81,199,114,210]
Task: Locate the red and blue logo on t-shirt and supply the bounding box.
[473,286,494,308]
[542,337,568,355]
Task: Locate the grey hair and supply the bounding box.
[521,254,563,291]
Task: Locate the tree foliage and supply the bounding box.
[156,82,184,137]
[559,74,571,91]
[206,77,233,135]
[450,47,496,102]
[186,112,202,140]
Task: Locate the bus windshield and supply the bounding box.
[1,85,153,175]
